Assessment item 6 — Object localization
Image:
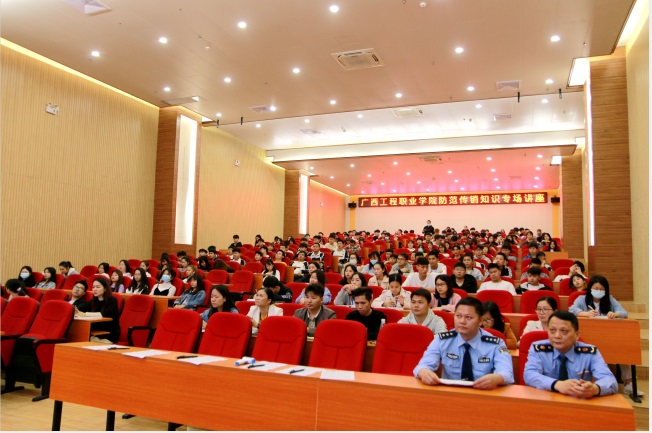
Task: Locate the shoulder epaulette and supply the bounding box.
[438,330,458,340]
[575,345,597,354]
[481,335,500,344]
[533,344,554,352]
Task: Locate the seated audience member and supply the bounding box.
[427,251,447,276]
[109,270,125,293]
[198,248,208,257]
[231,248,246,266]
[398,288,448,334]
[520,231,537,248]
[478,264,516,295]
[390,253,413,275]
[274,250,286,263]
[535,252,553,272]
[404,257,437,289]
[361,251,381,276]
[262,259,281,282]
[521,297,558,337]
[5,279,28,300]
[414,297,514,389]
[308,243,325,265]
[433,275,462,312]
[516,267,553,294]
[173,274,207,310]
[247,288,283,333]
[294,284,336,336]
[118,260,132,278]
[450,245,463,261]
[200,285,238,328]
[500,244,517,263]
[474,247,489,264]
[568,273,588,293]
[547,240,560,252]
[197,256,211,272]
[524,311,617,398]
[296,270,332,305]
[372,274,412,309]
[158,254,171,271]
[487,253,513,278]
[291,251,310,280]
[228,234,243,249]
[368,262,390,290]
[332,239,349,270]
[338,264,356,285]
[523,242,539,260]
[451,261,478,294]
[348,252,363,273]
[438,244,450,258]
[385,253,398,269]
[406,239,416,253]
[213,259,234,274]
[150,268,177,296]
[297,261,321,283]
[18,266,36,288]
[334,272,367,306]
[139,261,152,278]
[553,261,586,282]
[462,254,484,280]
[36,267,58,289]
[77,278,121,344]
[97,262,111,278]
[481,300,517,350]
[345,288,387,341]
[68,280,89,309]
[126,268,150,294]
[262,276,293,303]
[519,258,550,280]
[59,260,78,277]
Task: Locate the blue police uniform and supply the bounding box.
[413,328,514,384]
[523,339,617,395]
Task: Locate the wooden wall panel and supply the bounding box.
[560,152,585,258]
[588,48,633,300]
[197,128,284,250]
[1,44,158,281]
[283,171,301,239]
[308,180,347,236]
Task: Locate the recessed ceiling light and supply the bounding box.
[454,179,459,183]
[237,21,247,29]
[224,77,232,83]
[381,182,385,186]
[216,112,222,117]
[255,123,261,128]
[419,2,427,8]
[460,187,465,190]
[191,96,200,102]
[395,92,403,98]
[350,164,355,168]
[357,114,363,119]
[91,50,100,57]
[550,35,560,42]
[269,105,277,112]
[406,172,411,176]
[537,154,543,158]
[551,155,562,165]
[426,188,430,192]
[367,174,372,177]
[493,178,499,181]
[292,67,301,74]
[475,104,482,109]
[330,99,337,105]
[310,166,314,170]
[534,176,540,180]
[163,86,171,92]
[490,168,496,172]
[455,47,464,54]
[545,78,553,84]
[304,119,310,123]
[535,166,541,170]
[541,98,549,104]
[447,170,453,174]
[467,86,475,92]
[417,181,421,184]
[330,176,334,179]
[496,186,501,189]
[329,5,340,13]
[393,161,398,165]
[392,189,397,193]
[158,37,168,44]
[361,190,365,194]
[486,157,492,161]
[346,184,350,187]
[533,185,539,188]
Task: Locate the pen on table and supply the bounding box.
[247,364,266,369]
[176,355,198,359]
[289,369,305,375]
[107,347,129,351]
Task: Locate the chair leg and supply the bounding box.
[629,365,642,403]
[168,422,181,431]
[52,400,63,431]
[122,414,135,419]
[106,410,115,431]
[1,370,25,394]
[32,373,50,402]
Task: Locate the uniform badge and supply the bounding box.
[478,357,491,363]
[446,353,460,360]
[439,331,458,340]
[481,336,500,344]
[575,345,596,354]
[533,344,553,352]
[499,346,510,354]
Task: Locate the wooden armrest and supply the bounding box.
[90,331,110,336]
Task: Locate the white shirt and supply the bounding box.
[428,263,447,276]
[477,280,517,295]
[404,272,438,288]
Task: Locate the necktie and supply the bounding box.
[558,355,568,380]
[461,343,474,381]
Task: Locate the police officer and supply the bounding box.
[414,297,514,390]
[524,311,617,398]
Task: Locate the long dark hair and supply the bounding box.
[110,270,124,292]
[482,300,506,334]
[339,264,357,285]
[43,267,57,284]
[186,274,204,295]
[90,277,115,313]
[19,265,36,287]
[197,256,211,271]
[434,275,454,300]
[584,275,613,315]
[129,268,150,294]
[206,285,237,319]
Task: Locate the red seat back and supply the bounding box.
[79,265,98,278]
[372,323,434,376]
[113,293,124,313]
[475,290,514,313]
[117,295,155,345]
[519,314,539,337]
[128,259,141,270]
[433,310,455,330]
[26,300,74,340]
[198,313,252,358]
[322,252,334,271]
[61,274,86,291]
[325,272,343,284]
[550,259,575,271]
[286,283,307,303]
[555,267,570,279]
[54,274,66,290]
[309,320,367,371]
[325,284,343,303]
[560,277,587,296]
[41,289,69,304]
[32,272,44,285]
[1,297,39,366]
[230,270,255,294]
[226,261,241,271]
[453,288,468,299]
[150,309,202,352]
[0,298,5,315]
[243,262,263,274]
[327,305,353,320]
[273,263,287,282]
[520,291,560,314]
[568,290,586,308]
[24,288,43,301]
[277,303,302,317]
[171,278,184,297]
[206,269,229,284]
[252,316,307,364]
[519,330,549,384]
[375,307,404,324]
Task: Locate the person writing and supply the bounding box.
[524,311,617,398]
[413,297,514,389]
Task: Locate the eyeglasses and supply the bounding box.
[536,308,553,313]
[435,282,448,287]
[482,318,494,324]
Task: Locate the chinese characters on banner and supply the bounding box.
[358,192,548,208]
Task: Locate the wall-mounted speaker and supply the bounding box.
[551,197,561,203]
[348,202,357,208]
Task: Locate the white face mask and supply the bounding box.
[349,259,357,265]
[591,289,606,300]
[20,272,29,279]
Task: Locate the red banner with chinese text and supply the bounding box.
[358,192,548,208]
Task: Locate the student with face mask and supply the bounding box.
[360,251,381,276]
[17,265,36,287]
[150,267,177,296]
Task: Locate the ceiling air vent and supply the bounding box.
[361,181,374,185]
[64,0,112,15]
[495,80,521,91]
[392,107,424,118]
[299,129,321,135]
[493,113,512,121]
[418,155,443,163]
[331,49,384,70]
[164,96,203,105]
[249,105,276,114]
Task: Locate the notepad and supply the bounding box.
[177,356,226,365]
[276,366,322,376]
[82,345,129,351]
[439,378,475,387]
[122,349,169,358]
[320,370,355,381]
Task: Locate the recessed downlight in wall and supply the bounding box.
[357,114,363,119]
[304,119,310,123]
[330,176,334,179]
[535,166,541,170]
[541,98,549,104]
